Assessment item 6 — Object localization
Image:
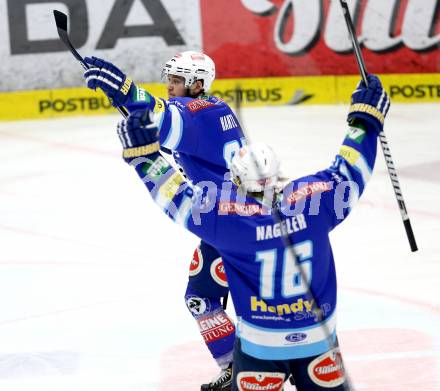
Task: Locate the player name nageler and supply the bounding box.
[256,214,307,241]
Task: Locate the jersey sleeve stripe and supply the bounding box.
[161,105,183,150]
[174,195,193,227]
[336,159,360,209]
[351,153,372,186]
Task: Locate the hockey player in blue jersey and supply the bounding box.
[82,51,244,389]
[114,73,390,390]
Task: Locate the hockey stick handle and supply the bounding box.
[53,10,128,118]
[339,0,418,252]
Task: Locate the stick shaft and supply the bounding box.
[339,0,418,252]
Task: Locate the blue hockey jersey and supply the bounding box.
[128,94,246,186]
[129,122,378,360]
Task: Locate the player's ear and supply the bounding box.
[192,80,204,94]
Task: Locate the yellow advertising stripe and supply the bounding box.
[339,145,361,166]
[335,73,440,104]
[1,73,439,121]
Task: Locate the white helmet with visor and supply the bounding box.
[161,51,216,92]
[230,143,281,193]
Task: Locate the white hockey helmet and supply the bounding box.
[161,51,216,92]
[230,143,280,193]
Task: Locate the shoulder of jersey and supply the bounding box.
[171,95,227,114]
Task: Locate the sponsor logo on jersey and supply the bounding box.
[159,172,184,201]
[307,348,345,388]
[198,310,235,343]
[256,214,307,241]
[250,296,315,317]
[286,182,332,205]
[186,99,214,113]
[237,372,284,391]
[219,114,238,131]
[338,145,361,166]
[185,295,211,317]
[136,88,147,101]
[347,125,366,144]
[219,201,265,216]
[142,155,170,180]
[210,258,228,287]
[153,97,165,113]
[189,247,203,276]
[285,332,307,343]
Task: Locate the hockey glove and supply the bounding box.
[348,74,390,134]
[117,109,160,163]
[84,56,136,107]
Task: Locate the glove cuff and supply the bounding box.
[123,141,160,161]
[348,103,384,133]
[349,103,385,125]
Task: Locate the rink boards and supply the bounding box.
[0,73,439,121]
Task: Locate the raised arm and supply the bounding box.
[116,110,217,242]
[293,74,390,228]
[82,56,198,154]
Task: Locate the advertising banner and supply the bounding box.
[0,0,438,120]
[1,73,439,121]
[201,0,439,78]
[0,0,201,91]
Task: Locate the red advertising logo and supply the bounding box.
[286,182,332,204]
[186,99,215,113]
[189,248,203,276]
[210,258,228,287]
[200,0,439,77]
[307,349,345,388]
[198,310,235,342]
[237,372,285,391]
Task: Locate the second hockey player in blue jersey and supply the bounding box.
[116,74,389,390]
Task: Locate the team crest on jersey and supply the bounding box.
[185,295,211,316]
[189,248,203,276]
[210,258,228,287]
[307,348,345,388]
[237,372,285,391]
[186,99,214,113]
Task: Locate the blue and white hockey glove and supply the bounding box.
[84,56,136,107]
[348,74,390,133]
[117,109,160,163]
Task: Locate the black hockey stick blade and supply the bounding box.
[53,10,87,69]
[53,10,128,117]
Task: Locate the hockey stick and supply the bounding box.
[233,88,353,391]
[53,10,129,118]
[339,0,418,252]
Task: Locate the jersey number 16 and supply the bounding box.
[256,241,313,299]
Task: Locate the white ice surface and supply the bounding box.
[0,104,439,390]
